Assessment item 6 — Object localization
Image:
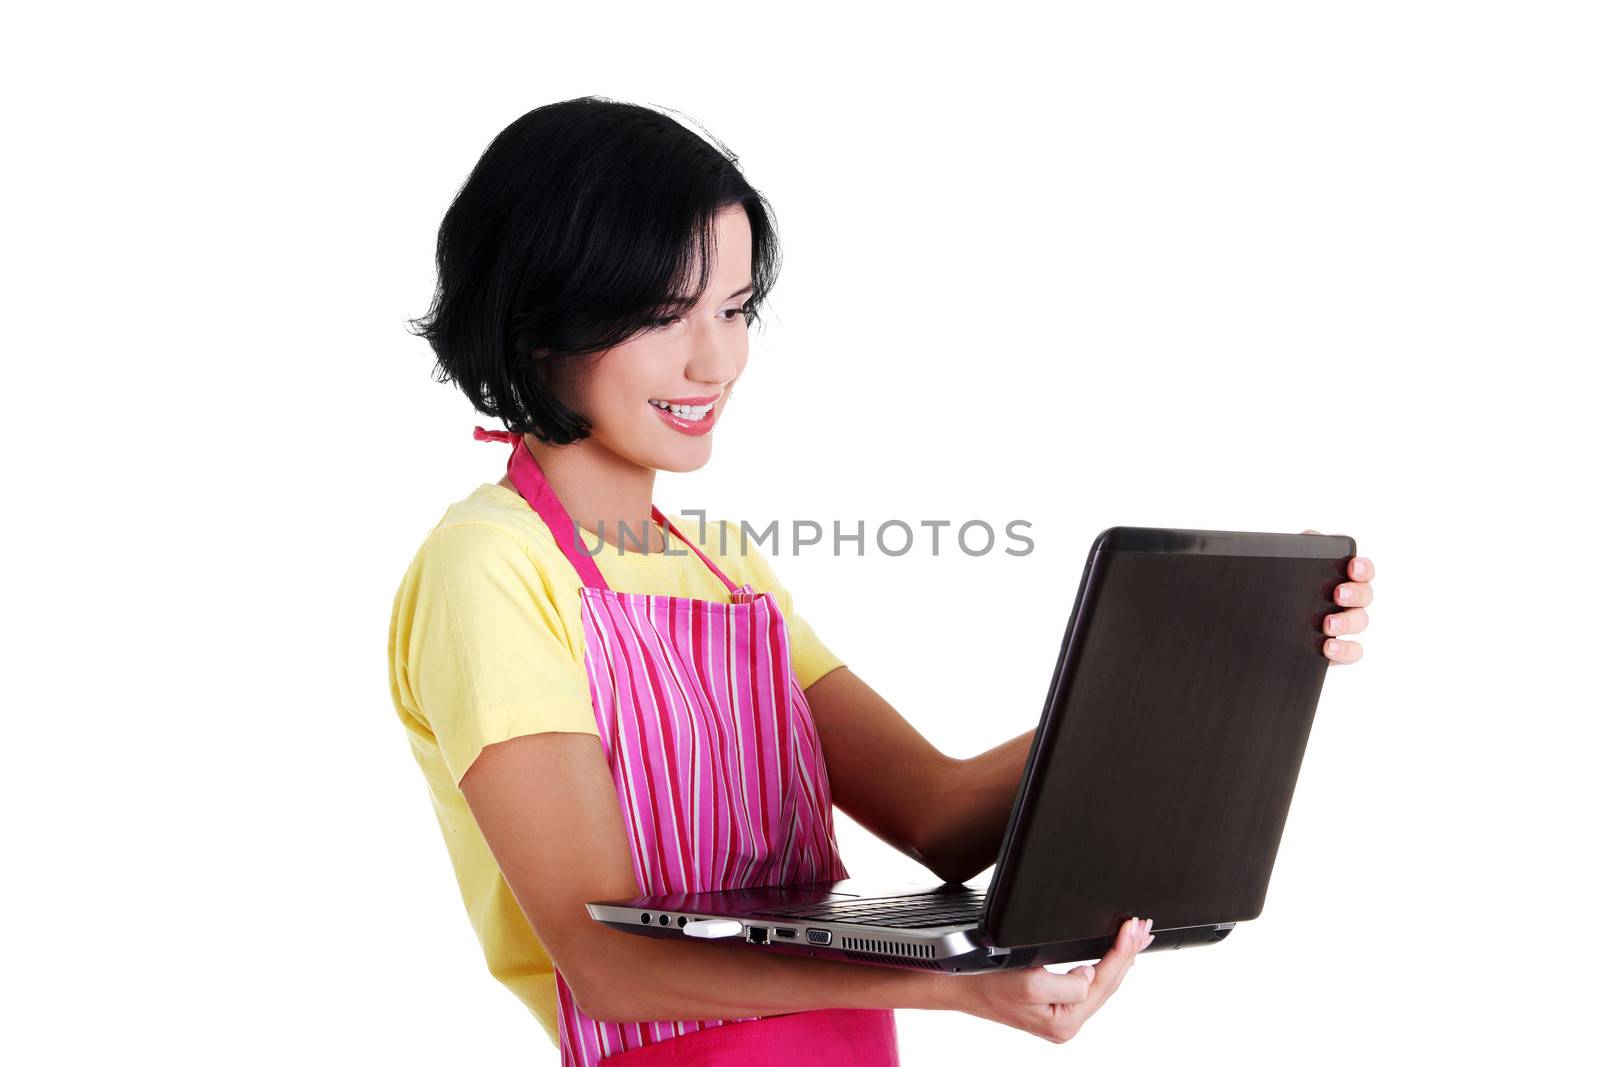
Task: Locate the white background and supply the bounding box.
[5,2,1595,1063]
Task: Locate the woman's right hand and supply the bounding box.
[950,916,1155,1044]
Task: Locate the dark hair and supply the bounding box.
[407,97,781,445]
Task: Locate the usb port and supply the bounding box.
[775,928,797,939]
[746,926,769,945]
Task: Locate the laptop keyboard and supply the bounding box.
[762,889,985,929]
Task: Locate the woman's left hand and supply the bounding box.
[1302,529,1374,665]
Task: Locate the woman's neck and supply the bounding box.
[500,435,667,553]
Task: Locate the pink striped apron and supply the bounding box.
[474,427,900,1066]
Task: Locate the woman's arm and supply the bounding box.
[460,731,954,1023]
[803,667,1030,885]
[462,728,1149,1039]
[919,729,1034,884]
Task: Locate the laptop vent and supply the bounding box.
[844,950,943,970]
[841,936,935,960]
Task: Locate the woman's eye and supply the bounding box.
[650,305,750,330]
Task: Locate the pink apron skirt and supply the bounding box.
[475,428,900,1066]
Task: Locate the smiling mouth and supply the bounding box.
[647,397,717,421]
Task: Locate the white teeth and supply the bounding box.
[649,399,713,420]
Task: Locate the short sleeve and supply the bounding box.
[397,521,599,785]
[712,520,847,691]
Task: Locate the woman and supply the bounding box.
[386,97,1375,1064]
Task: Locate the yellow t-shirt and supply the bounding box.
[386,483,846,1046]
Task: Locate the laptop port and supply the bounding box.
[806,929,832,946]
[775,928,797,939]
[676,916,688,928]
[746,926,769,945]
[640,913,652,925]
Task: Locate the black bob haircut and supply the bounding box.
[407,97,781,446]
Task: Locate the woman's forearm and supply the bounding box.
[576,925,956,1024]
[571,730,1037,1023]
[920,729,1035,885]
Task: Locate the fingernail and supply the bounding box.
[1084,965,1096,982]
[1339,586,1353,602]
[1327,616,1341,633]
[1327,640,1341,655]
[1352,560,1367,577]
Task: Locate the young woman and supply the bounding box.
[387,97,1376,1065]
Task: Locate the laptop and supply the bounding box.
[588,525,1355,972]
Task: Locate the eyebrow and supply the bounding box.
[663,281,754,308]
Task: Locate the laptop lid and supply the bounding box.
[977,526,1356,950]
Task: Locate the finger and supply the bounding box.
[1086,918,1149,1004]
[1037,920,1150,1042]
[1323,638,1364,664]
[1106,919,1154,997]
[1300,528,1322,536]
[1333,580,1374,608]
[1348,556,1374,581]
[1323,607,1369,636]
[1022,966,1095,1007]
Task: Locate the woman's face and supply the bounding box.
[567,204,753,473]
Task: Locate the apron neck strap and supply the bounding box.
[653,512,742,595]
[473,427,741,595]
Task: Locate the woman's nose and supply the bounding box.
[684,320,744,385]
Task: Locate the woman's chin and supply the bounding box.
[640,418,719,471]
[651,445,714,474]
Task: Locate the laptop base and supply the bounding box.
[587,878,1237,974]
